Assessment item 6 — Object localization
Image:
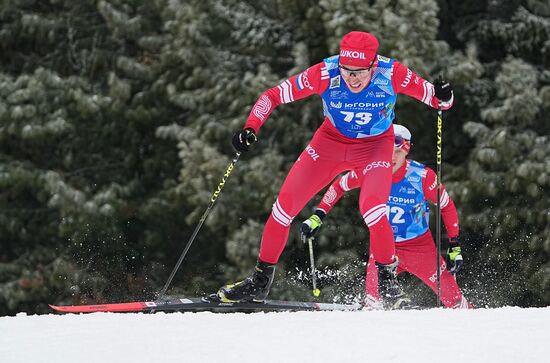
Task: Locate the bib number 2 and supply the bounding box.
[388,206,405,224]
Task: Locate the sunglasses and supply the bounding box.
[339,54,377,77]
[338,65,372,77]
[394,136,410,148]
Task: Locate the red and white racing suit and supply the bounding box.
[244,54,452,267]
[316,160,469,308]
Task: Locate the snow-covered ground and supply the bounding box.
[1,307,549,363]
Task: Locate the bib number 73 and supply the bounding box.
[340,111,372,125]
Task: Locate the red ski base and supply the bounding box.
[49,301,148,313]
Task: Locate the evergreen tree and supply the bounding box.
[445,1,549,306]
[0,0,185,313]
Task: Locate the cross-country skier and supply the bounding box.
[215,31,454,307]
[301,124,470,309]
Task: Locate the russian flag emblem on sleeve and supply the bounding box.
[296,72,305,90]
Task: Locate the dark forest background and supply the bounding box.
[0,0,548,315]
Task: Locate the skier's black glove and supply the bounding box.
[446,236,463,274]
[433,79,453,102]
[300,210,326,241]
[232,128,257,152]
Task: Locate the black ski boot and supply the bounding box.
[376,258,413,310]
[217,260,276,303]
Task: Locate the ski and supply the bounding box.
[49,297,361,314]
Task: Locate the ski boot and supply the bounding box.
[452,296,474,309]
[376,258,413,310]
[217,260,276,303]
[362,294,383,311]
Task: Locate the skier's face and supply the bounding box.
[339,64,374,93]
[392,147,408,173]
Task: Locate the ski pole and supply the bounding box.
[436,84,443,308]
[158,152,241,298]
[303,236,321,297]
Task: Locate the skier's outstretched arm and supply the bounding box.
[423,167,463,273]
[232,63,331,152]
[392,62,454,111]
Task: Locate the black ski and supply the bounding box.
[50,296,361,313]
